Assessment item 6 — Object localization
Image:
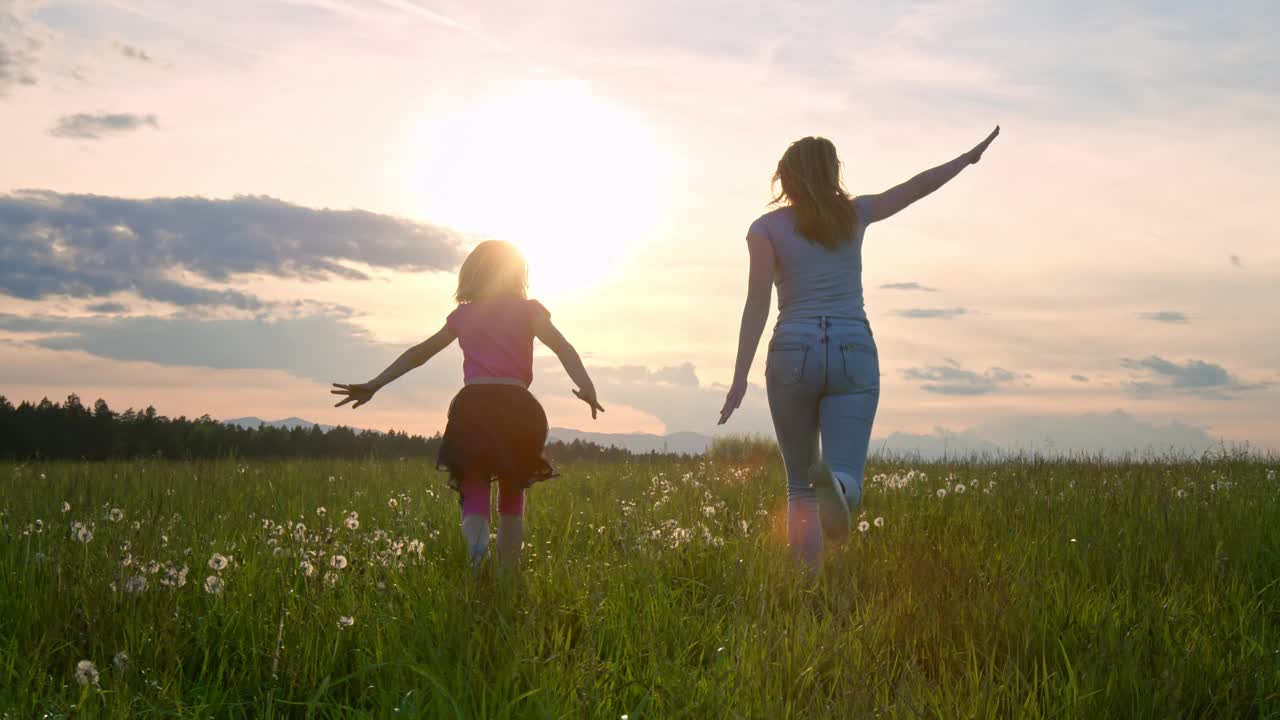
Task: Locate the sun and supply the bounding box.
[410,79,668,297]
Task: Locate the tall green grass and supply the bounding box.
[1,455,1277,717]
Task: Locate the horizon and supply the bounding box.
[2,1,1278,455]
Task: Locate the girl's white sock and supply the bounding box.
[460,514,490,568]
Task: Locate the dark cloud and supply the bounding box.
[903,359,1029,395]
[1122,355,1268,398]
[0,310,461,389]
[85,302,128,314]
[1137,311,1190,324]
[119,44,153,63]
[49,112,159,139]
[0,190,466,308]
[894,307,966,319]
[1071,374,1089,383]
[879,282,938,292]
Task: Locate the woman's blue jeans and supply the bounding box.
[765,316,880,570]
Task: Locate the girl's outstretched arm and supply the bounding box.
[533,315,605,419]
[719,224,775,425]
[859,125,1000,224]
[331,324,457,409]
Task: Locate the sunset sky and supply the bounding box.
[2,0,1277,454]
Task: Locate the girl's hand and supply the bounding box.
[966,125,1000,164]
[331,382,378,409]
[573,388,605,419]
[718,378,747,425]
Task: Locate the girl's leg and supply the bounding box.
[458,473,491,568]
[495,478,526,568]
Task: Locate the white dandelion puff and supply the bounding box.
[75,524,94,544]
[857,520,870,533]
[299,560,315,576]
[330,555,348,570]
[874,516,884,528]
[936,488,947,499]
[1176,489,1187,499]
[204,575,224,595]
[113,651,129,673]
[108,508,124,522]
[323,571,338,588]
[337,615,355,629]
[954,483,966,494]
[387,497,398,509]
[62,501,71,513]
[208,553,230,571]
[74,660,99,686]
[344,512,359,530]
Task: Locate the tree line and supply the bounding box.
[0,395,659,462]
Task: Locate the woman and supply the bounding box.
[719,126,1000,572]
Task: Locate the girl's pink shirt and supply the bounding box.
[446,297,549,387]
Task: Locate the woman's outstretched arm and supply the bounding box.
[533,315,605,419]
[719,226,776,424]
[860,126,1000,224]
[331,324,457,408]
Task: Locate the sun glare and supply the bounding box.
[411,79,668,296]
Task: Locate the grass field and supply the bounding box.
[2,454,1278,718]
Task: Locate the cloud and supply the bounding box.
[0,5,40,92]
[119,44,153,63]
[876,410,1221,459]
[1071,374,1089,383]
[85,302,128,314]
[903,359,1029,395]
[894,307,967,319]
[879,282,938,292]
[49,113,160,139]
[1122,355,1269,398]
[1137,311,1190,324]
[0,190,466,308]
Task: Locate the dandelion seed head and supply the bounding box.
[338,615,355,628]
[208,553,229,571]
[874,516,884,528]
[113,651,129,673]
[108,508,124,522]
[74,660,99,686]
[858,520,870,533]
[954,483,967,494]
[330,555,348,570]
[316,506,327,516]
[387,497,398,509]
[62,501,71,513]
[936,488,947,499]
[204,575,224,595]
[300,560,315,576]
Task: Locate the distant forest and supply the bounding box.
[0,395,654,462]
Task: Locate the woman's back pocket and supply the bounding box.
[839,341,879,389]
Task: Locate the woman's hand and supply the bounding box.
[718,378,748,425]
[966,125,1000,164]
[331,382,378,409]
[573,388,606,419]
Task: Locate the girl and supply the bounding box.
[718,127,1000,572]
[332,240,604,570]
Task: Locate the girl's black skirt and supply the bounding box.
[435,384,557,491]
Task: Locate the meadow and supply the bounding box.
[1,453,1277,718]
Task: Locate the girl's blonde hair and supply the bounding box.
[772,136,857,249]
[454,240,529,303]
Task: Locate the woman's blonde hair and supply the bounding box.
[454,240,529,303]
[772,136,857,249]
